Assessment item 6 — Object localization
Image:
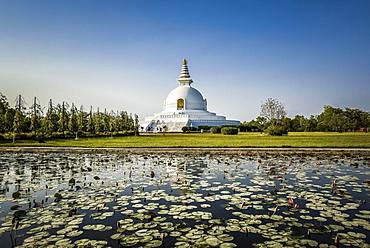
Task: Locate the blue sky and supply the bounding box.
[0,0,369,120]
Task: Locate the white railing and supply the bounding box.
[160,114,189,119]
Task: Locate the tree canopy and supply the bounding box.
[260,98,287,125]
[0,92,139,140]
[242,101,369,133]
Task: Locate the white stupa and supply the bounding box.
[142,59,240,132]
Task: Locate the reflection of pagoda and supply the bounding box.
[142,59,240,132]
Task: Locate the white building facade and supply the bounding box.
[142,59,240,132]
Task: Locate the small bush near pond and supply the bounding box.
[265,125,288,136]
[210,127,221,134]
[221,127,239,135]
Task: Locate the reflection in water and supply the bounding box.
[0,152,369,247]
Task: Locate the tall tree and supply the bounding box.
[114,110,121,133]
[129,113,134,130]
[4,109,15,132]
[359,112,370,130]
[58,102,69,136]
[12,95,27,136]
[134,114,139,135]
[12,110,24,142]
[318,106,349,132]
[0,93,10,133]
[260,98,287,125]
[44,99,59,134]
[0,92,9,115]
[108,110,116,137]
[87,106,95,133]
[291,115,305,131]
[120,111,129,131]
[69,103,78,139]
[344,108,368,131]
[304,115,318,131]
[77,105,86,134]
[15,94,27,112]
[102,108,109,133]
[30,97,42,136]
[94,108,102,133]
[281,117,292,131]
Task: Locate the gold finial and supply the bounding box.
[182,58,187,65]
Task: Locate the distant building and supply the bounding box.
[141,59,240,132]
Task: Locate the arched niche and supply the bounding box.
[177,98,185,110]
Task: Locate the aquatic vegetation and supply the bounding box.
[0,152,369,247]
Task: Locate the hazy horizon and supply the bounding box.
[1,0,369,121]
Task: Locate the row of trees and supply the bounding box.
[240,98,370,134]
[0,93,139,140]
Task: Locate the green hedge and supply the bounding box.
[182,126,189,132]
[221,127,239,135]
[1,131,136,141]
[182,126,199,133]
[210,127,221,134]
[264,125,288,136]
[197,126,212,131]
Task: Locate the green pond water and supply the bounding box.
[0,152,369,248]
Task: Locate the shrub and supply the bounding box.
[238,125,248,132]
[221,127,238,135]
[210,127,221,134]
[182,126,199,133]
[5,133,35,140]
[264,125,288,136]
[188,127,198,132]
[65,131,73,137]
[198,126,212,131]
[113,131,136,137]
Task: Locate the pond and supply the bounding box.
[0,152,369,247]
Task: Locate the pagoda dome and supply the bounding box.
[165,85,206,111]
[164,59,207,111]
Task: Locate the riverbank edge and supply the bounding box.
[1,146,370,156]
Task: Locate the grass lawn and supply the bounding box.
[0,132,370,148]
